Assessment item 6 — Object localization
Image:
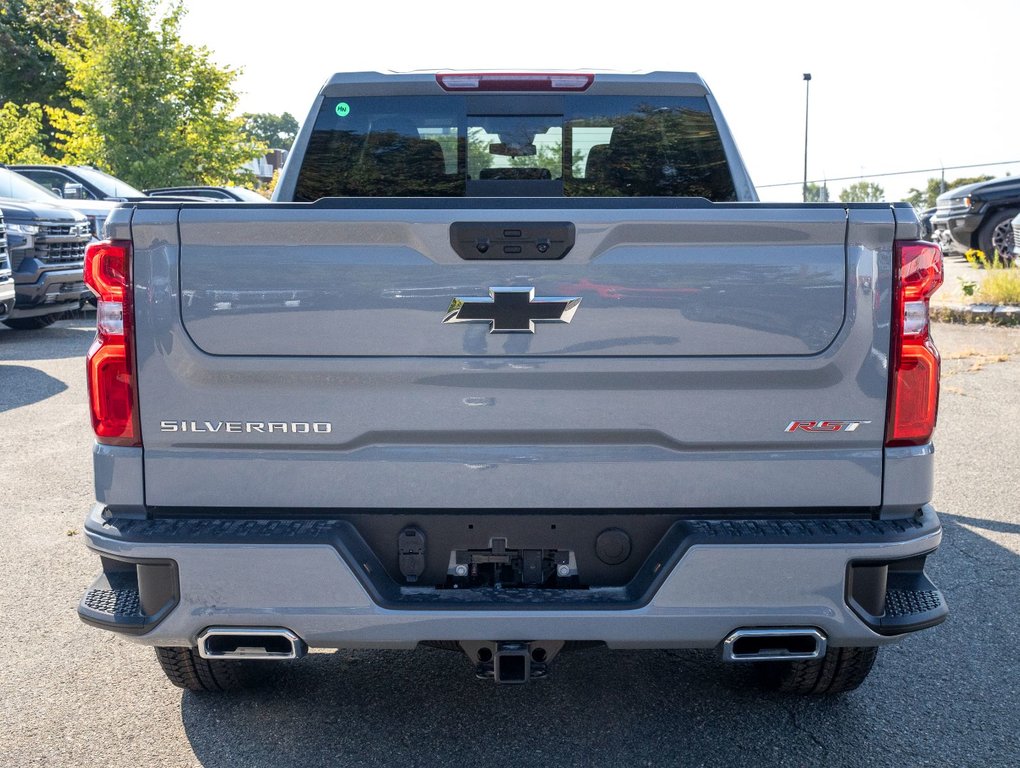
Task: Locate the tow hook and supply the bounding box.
[460,641,564,684]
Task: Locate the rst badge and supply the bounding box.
[785,420,871,433]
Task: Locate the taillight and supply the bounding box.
[436,73,594,91]
[886,241,943,446]
[85,239,140,446]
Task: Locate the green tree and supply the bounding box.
[804,182,829,202]
[0,0,80,152]
[241,112,299,150]
[839,181,885,203]
[467,129,495,173]
[568,105,731,197]
[50,0,264,188]
[0,0,79,110]
[0,102,55,163]
[904,175,994,209]
[509,144,561,177]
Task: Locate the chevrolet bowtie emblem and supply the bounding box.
[443,287,581,334]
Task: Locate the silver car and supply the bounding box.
[0,167,118,238]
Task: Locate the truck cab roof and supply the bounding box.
[319,70,711,98]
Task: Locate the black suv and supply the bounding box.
[930,176,1020,262]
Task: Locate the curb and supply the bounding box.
[931,303,1020,326]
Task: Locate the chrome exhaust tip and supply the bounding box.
[197,627,307,660]
[721,628,826,662]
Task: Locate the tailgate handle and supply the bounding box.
[450,222,575,260]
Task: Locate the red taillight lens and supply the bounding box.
[84,240,139,446]
[886,241,943,446]
[436,73,594,91]
[85,238,128,302]
[900,240,943,303]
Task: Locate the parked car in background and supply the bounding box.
[9,164,147,202]
[0,166,117,238]
[1013,212,1020,261]
[0,211,15,322]
[930,176,1020,263]
[917,207,936,241]
[144,185,268,202]
[0,197,90,329]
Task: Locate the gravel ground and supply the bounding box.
[0,318,1017,768]
[932,250,980,306]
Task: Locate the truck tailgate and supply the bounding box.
[177,207,846,357]
[132,203,895,510]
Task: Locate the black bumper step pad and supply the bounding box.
[79,572,148,631]
[849,566,948,636]
[885,587,943,617]
[77,559,179,635]
[82,583,142,618]
[874,571,947,633]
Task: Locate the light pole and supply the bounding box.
[802,73,812,202]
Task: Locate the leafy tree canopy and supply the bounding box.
[903,175,994,209]
[804,182,829,202]
[50,0,264,188]
[241,112,299,150]
[839,181,885,203]
[0,0,79,110]
[0,102,55,163]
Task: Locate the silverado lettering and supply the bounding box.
[159,420,333,434]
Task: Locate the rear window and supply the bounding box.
[293,96,736,201]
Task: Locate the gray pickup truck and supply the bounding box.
[78,71,947,696]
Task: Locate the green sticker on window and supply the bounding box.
[335,102,350,117]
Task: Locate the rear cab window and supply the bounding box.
[294,95,737,201]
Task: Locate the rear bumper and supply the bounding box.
[80,504,946,650]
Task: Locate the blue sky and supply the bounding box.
[179,0,1019,202]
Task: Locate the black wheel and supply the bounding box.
[754,646,878,695]
[977,209,1018,265]
[2,314,60,330]
[155,646,256,692]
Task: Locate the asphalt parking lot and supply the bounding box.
[1,318,1018,768]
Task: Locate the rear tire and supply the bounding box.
[977,209,1018,265]
[155,646,255,692]
[754,646,878,695]
[2,314,60,330]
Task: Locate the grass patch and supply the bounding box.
[962,249,1020,305]
[976,270,1020,305]
[931,306,1020,325]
